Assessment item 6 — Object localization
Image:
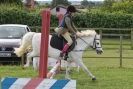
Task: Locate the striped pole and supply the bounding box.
[1,77,76,89]
[47,62,60,79]
[39,9,51,78]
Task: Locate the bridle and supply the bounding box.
[92,35,102,49]
[73,34,102,52]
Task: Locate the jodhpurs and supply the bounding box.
[62,32,73,46]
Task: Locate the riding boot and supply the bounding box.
[60,44,69,57]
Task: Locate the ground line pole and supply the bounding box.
[21,55,25,66]
[39,9,51,78]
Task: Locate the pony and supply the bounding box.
[14,30,103,80]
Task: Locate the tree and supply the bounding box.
[24,0,35,9]
[81,0,89,7]
[88,1,95,8]
[0,0,23,5]
[112,1,133,14]
[51,0,70,7]
[103,0,116,7]
[102,0,116,12]
[101,0,133,14]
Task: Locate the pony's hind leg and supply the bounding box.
[33,57,39,70]
[24,51,37,68]
[24,52,32,67]
[75,59,96,80]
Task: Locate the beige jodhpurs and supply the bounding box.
[62,32,73,46]
[54,27,73,46]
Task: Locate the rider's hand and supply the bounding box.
[76,31,81,37]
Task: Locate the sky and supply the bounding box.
[35,0,104,1]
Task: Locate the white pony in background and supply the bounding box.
[14,30,103,80]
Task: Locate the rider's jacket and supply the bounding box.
[55,12,78,35]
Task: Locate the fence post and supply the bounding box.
[120,35,123,67]
[35,29,39,32]
[21,55,25,66]
[131,29,133,50]
[99,29,102,42]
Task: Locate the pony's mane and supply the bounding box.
[77,30,96,37]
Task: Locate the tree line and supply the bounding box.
[0,0,132,14]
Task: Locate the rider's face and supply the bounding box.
[71,12,75,16]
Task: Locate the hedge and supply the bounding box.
[74,12,133,28]
[0,9,133,29]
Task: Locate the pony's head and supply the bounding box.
[92,34,103,54]
[76,30,103,54]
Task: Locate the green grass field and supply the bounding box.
[0,38,133,89]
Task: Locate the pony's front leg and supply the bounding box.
[71,53,96,80]
[77,60,96,80]
[71,52,96,80]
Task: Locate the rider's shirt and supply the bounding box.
[56,13,78,35]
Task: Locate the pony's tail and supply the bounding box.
[14,32,35,57]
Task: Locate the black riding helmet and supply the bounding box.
[67,5,77,13]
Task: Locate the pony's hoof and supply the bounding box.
[92,77,96,81]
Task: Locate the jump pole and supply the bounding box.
[39,9,62,79]
[39,9,51,78]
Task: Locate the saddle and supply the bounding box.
[50,33,76,60]
[50,33,76,52]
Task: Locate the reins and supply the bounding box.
[72,35,95,52]
[77,35,90,45]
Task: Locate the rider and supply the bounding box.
[54,5,80,57]
[56,6,64,24]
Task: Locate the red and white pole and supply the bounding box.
[47,62,60,79]
[39,9,51,78]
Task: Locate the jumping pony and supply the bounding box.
[14,30,103,80]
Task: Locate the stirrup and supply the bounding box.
[64,54,68,61]
[58,53,64,60]
[60,52,64,57]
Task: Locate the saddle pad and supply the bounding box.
[50,34,76,52]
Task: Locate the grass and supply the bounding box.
[0,38,133,89]
[1,66,133,89]
[0,66,37,78]
[76,67,133,89]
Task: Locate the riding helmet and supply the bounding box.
[67,5,77,13]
